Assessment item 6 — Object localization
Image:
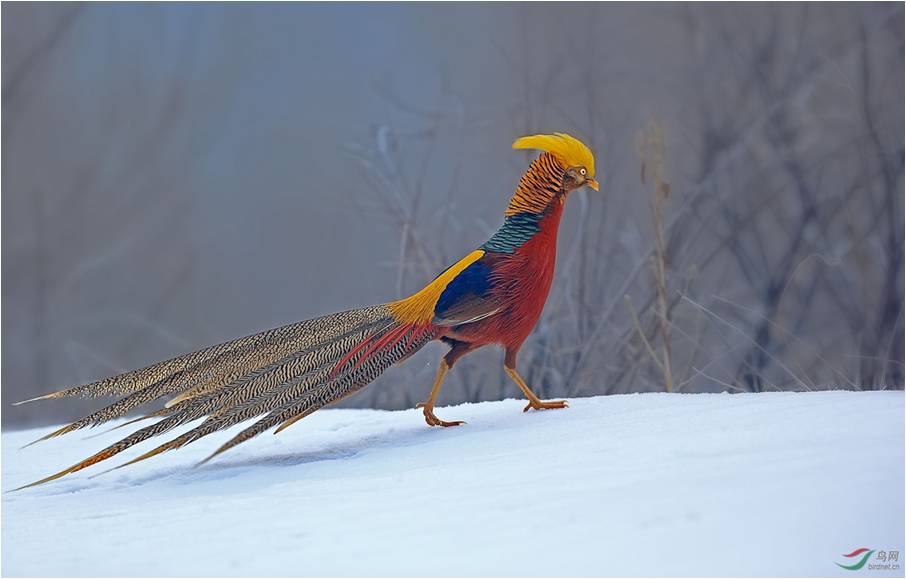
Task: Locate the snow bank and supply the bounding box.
[2,391,903,577]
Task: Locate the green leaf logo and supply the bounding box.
[836,548,875,571]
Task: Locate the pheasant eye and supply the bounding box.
[579,168,587,176]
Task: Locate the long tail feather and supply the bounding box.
[15,305,388,408]
[274,412,310,435]
[16,306,438,489]
[24,307,394,446]
[81,407,174,441]
[19,424,77,449]
[201,324,437,464]
[12,327,275,405]
[12,392,70,406]
[101,322,403,471]
[11,410,201,491]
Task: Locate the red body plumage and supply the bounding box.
[443,199,564,365]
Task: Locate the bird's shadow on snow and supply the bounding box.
[7,402,531,497]
[89,411,501,494]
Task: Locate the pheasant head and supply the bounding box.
[513,132,599,191]
[506,132,599,217]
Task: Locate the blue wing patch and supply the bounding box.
[435,258,494,320]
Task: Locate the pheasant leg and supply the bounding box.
[416,360,465,427]
[504,366,569,413]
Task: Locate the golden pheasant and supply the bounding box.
[14,132,599,490]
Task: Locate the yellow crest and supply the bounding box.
[512,132,596,178]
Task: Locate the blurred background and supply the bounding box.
[3,2,903,429]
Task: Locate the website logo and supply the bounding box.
[837,549,875,571]
[836,548,901,572]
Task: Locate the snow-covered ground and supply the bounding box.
[2,391,903,577]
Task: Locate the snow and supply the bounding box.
[2,391,903,577]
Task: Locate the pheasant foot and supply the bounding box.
[523,399,569,412]
[415,402,466,427]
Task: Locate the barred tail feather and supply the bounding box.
[13,327,282,405]
[16,305,439,489]
[21,306,394,446]
[13,410,200,491]
[201,324,436,463]
[14,306,390,407]
[108,323,437,470]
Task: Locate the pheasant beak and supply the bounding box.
[586,178,600,191]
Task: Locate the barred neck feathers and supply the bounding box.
[481,153,567,254]
[505,152,566,217]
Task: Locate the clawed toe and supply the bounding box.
[416,402,466,427]
[523,399,569,413]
